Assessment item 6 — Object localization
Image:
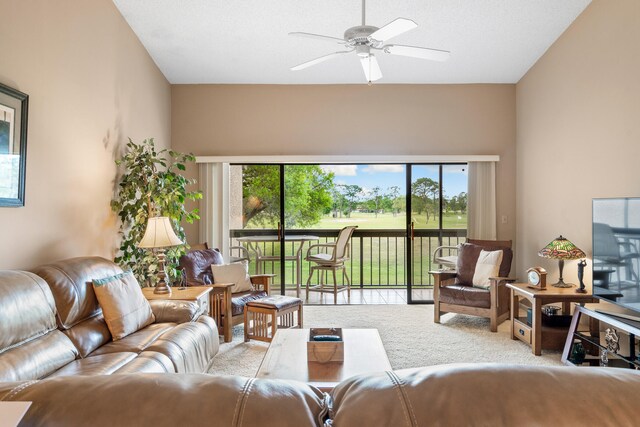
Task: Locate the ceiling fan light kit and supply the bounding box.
[289,0,450,83]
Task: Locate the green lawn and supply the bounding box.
[298,211,467,230]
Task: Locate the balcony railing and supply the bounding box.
[230,229,467,289]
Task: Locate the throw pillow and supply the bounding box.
[93,271,155,340]
[472,249,504,289]
[211,261,253,293]
[178,247,225,286]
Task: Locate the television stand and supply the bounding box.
[562,303,640,369]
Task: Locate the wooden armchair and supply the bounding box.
[430,239,515,332]
[178,245,273,342]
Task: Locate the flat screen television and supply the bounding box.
[592,197,640,318]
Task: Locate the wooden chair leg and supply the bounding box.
[332,269,338,304]
[244,308,250,342]
[433,282,441,324]
[298,303,303,328]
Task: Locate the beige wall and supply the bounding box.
[0,0,171,269]
[172,84,517,245]
[516,0,640,285]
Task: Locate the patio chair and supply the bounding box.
[430,239,514,332]
[304,226,357,304]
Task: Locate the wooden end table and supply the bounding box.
[256,328,391,391]
[142,286,212,316]
[507,282,596,355]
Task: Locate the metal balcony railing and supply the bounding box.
[230,228,467,289]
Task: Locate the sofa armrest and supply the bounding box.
[149,300,201,324]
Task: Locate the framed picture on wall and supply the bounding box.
[0,82,28,207]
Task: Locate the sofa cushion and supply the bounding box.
[0,373,327,427]
[211,260,253,293]
[0,271,58,353]
[0,331,78,382]
[179,248,224,286]
[331,364,640,426]
[232,290,269,316]
[93,271,155,340]
[472,249,503,289]
[32,257,123,329]
[146,317,219,373]
[113,351,175,374]
[61,314,112,358]
[455,243,512,286]
[439,285,491,309]
[91,323,175,356]
[47,352,137,377]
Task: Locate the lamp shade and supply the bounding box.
[138,217,183,248]
[538,235,585,260]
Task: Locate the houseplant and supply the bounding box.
[111,138,201,286]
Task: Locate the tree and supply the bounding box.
[371,186,382,218]
[242,165,334,228]
[412,177,438,223]
[387,186,401,216]
[338,184,362,218]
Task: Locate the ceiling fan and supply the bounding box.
[289,0,450,83]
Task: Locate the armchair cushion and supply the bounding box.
[231,291,268,316]
[472,250,503,289]
[179,248,224,286]
[92,271,155,341]
[211,261,252,293]
[439,285,491,309]
[455,243,512,286]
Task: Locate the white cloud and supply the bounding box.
[362,165,404,173]
[321,165,358,176]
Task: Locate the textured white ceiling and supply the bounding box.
[112,0,591,84]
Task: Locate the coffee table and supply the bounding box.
[256,328,391,391]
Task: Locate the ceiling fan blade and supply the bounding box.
[289,32,346,44]
[369,18,417,42]
[291,51,352,71]
[384,44,450,62]
[360,54,382,82]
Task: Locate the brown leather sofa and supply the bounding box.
[1,364,639,426]
[0,257,219,382]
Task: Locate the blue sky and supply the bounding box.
[318,164,467,198]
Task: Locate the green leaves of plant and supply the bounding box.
[111,138,202,285]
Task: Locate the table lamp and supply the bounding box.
[538,235,586,288]
[138,216,183,294]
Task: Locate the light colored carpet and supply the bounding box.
[208,305,562,377]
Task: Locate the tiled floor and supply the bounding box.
[283,288,434,305]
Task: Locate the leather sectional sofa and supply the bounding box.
[0,257,218,382]
[1,364,639,426]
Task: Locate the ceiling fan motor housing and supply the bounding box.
[344,25,382,51]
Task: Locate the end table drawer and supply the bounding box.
[514,319,531,344]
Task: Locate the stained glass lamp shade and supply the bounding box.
[538,236,586,288]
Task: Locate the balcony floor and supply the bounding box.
[283,288,434,305]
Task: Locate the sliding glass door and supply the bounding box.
[229,162,467,302]
[408,164,468,303]
[229,164,284,290]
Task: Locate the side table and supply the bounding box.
[507,283,596,355]
[142,286,212,316]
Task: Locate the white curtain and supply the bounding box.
[198,162,230,256]
[467,161,497,240]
